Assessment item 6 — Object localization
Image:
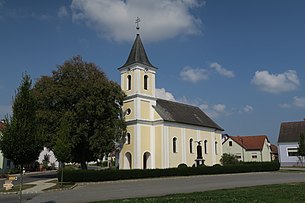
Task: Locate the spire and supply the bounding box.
[120,34,155,69]
[119,18,156,70]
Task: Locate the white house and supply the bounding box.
[222,135,272,162]
[278,119,305,166]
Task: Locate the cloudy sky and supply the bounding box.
[1,0,305,144]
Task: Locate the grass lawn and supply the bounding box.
[95,182,305,203]
[42,180,75,191]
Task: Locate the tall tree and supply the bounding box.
[0,73,43,203]
[33,56,126,169]
[298,133,305,166]
[53,113,72,185]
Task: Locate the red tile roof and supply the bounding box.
[229,135,269,151]
[0,121,5,131]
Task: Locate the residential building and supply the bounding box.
[118,33,224,169]
[278,119,305,166]
[222,135,272,162]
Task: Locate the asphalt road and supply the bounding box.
[9,171,304,203]
[0,170,57,186]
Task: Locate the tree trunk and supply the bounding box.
[80,148,87,170]
[19,164,24,203]
[80,160,87,170]
[60,161,64,187]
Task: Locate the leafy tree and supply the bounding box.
[53,114,72,185]
[33,56,126,169]
[220,153,239,165]
[0,73,43,202]
[298,133,305,166]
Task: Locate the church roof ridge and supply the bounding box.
[119,34,156,69]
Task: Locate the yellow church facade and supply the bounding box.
[118,34,224,169]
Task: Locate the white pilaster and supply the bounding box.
[150,126,155,169]
[182,128,186,163]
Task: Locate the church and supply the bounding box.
[118,32,224,169]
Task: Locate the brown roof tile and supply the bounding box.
[229,135,269,151]
[270,144,278,154]
[278,120,305,143]
[0,122,5,131]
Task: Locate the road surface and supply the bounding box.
[2,171,305,203]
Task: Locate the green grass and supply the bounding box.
[42,180,75,191]
[95,182,305,203]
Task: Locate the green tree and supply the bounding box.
[0,73,43,203]
[298,133,305,166]
[220,153,239,165]
[33,56,126,169]
[53,114,72,186]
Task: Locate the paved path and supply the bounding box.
[23,171,305,203]
[22,178,57,194]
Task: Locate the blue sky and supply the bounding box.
[1,0,305,144]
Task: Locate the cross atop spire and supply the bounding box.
[135,17,141,33]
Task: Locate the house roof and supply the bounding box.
[154,99,224,131]
[270,144,278,154]
[119,34,156,69]
[278,120,305,143]
[228,135,269,151]
[0,121,5,131]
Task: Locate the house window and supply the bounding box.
[229,141,232,147]
[204,140,208,154]
[126,133,131,144]
[252,153,257,159]
[127,75,131,90]
[287,148,298,157]
[190,138,193,153]
[236,153,242,159]
[173,137,177,153]
[144,75,148,90]
[215,141,218,155]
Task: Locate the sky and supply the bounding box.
[0,0,305,144]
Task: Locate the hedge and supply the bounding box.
[59,161,280,182]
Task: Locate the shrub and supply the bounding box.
[59,161,280,182]
[177,163,188,168]
[220,153,240,165]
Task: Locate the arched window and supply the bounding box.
[189,138,193,153]
[126,133,131,144]
[173,137,177,153]
[127,75,131,90]
[125,152,132,169]
[215,141,218,155]
[204,140,208,154]
[144,75,148,90]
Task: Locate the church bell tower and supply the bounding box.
[118,18,158,169]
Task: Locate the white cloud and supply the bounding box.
[210,62,235,78]
[71,0,203,42]
[155,88,176,101]
[58,6,68,18]
[40,14,51,21]
[293,96,305,108]
[180,66,208,83]
[279,103,291,108]
[279,96,305,109]
[251,70,300,94]
[239,105,253,113]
